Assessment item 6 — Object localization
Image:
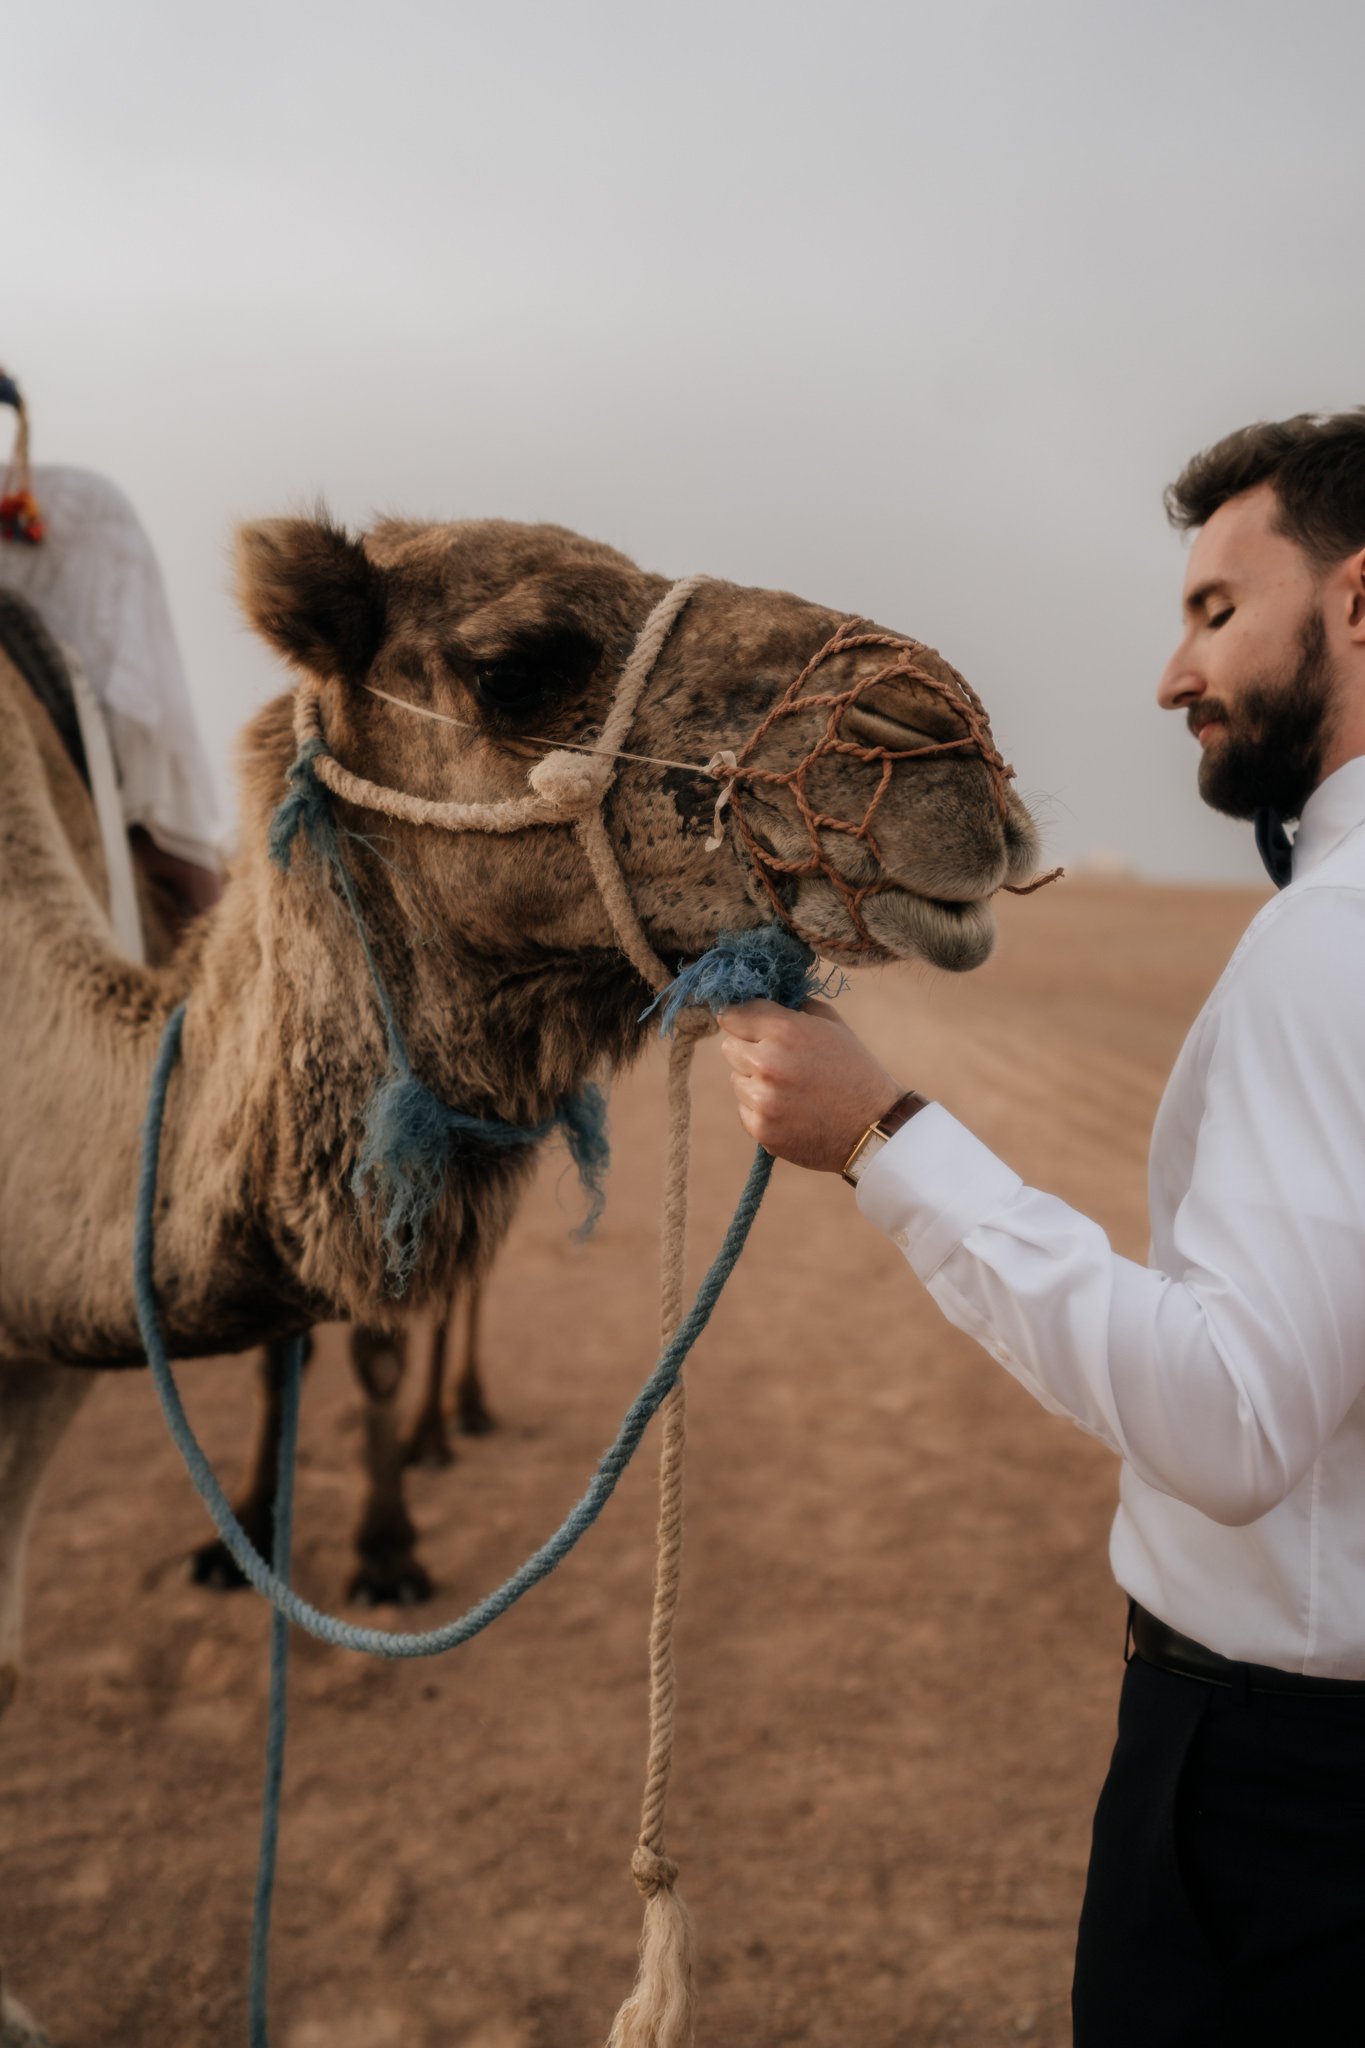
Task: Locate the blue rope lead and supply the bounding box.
[133,1003,772,1658]
[133,921,822,2043]
[248,1334,302,2048]
[134,1009,771,2044]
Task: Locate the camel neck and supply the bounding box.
[0,681,634,1370]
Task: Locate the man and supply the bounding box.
[0,368,223,932]
[718,409,1365,2045]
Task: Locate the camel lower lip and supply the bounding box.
[855,883,997,972]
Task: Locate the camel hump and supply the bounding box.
[0,589,90,791]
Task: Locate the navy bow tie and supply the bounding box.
[1254,808,1294,889]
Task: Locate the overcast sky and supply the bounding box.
[8,0,1361,881]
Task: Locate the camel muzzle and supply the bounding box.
[715,614,1053,963]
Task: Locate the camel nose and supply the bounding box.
[837,668,977,754]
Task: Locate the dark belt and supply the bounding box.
[1128,1601,1365,1699]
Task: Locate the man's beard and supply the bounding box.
[1195,609,1338,824]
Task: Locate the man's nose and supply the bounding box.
[1157,645,1203,711]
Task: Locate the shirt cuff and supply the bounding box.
[854,1102,1023,1282]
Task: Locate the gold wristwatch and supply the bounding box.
[841,1090,930,1187]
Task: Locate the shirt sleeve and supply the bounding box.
[855,886,1365,1526]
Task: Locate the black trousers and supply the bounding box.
[1072,1650,1365,2045]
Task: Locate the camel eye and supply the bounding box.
[459,623,601,719]
[473,660,544,711]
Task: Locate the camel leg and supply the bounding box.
[349,1325,432,1608]
[401,1310,456,1471]
[453,1272,495,1436]
[0,1362,92,1719]
[0,1362,92,2048]
[190,1334,313,1590]
[402,1273,495,1465]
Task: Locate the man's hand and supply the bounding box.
[718,997,905,1173]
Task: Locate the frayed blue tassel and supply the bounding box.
[353,1061,462,1291]
[350,922,837,1289]
[646,923,843,1037]
[268,737,335,871]
[559,1079,611,1241]
[354,1057,611,1291]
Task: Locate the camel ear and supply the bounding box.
[235,512,387,682]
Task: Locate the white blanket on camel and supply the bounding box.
[0,464,223,872]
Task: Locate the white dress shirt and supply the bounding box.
[858,757,1365,1679]
[0,465,222,868]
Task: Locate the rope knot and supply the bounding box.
[630,1845,679,1897]
[268,734,334,871]
[645,923,830,1038]
[704,750,739,851]
[528,748,613,816]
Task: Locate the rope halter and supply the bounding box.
[292,571,1055,988]
[293,572,712,994]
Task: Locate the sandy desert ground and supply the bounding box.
[0,877,1269,2048]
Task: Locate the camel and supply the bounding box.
[0,510,1041,2044]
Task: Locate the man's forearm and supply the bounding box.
[857,1102,1362,1528]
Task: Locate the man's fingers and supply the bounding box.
[724,994,848,1037]
[734,1099,772,1150]
[718,1035,757,1077]
[720,1031,794,1084]
[716,997,791,1042]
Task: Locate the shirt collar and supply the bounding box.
[1291,756,1365,879]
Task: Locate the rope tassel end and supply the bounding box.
[605,1852,696,2048]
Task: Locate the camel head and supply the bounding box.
[235,514,1042,984]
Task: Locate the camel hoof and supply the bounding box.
[0,1983,54,2048]
[188,1536,252,1591]
[348,1557,434,1608]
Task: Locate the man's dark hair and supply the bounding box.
[1165,408,1365,570]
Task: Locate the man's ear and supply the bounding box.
[1346,546,1365,642]
[235,510,387,682]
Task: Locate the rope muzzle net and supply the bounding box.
[712,613,1058,939]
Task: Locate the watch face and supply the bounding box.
[847,1126,889,1185]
